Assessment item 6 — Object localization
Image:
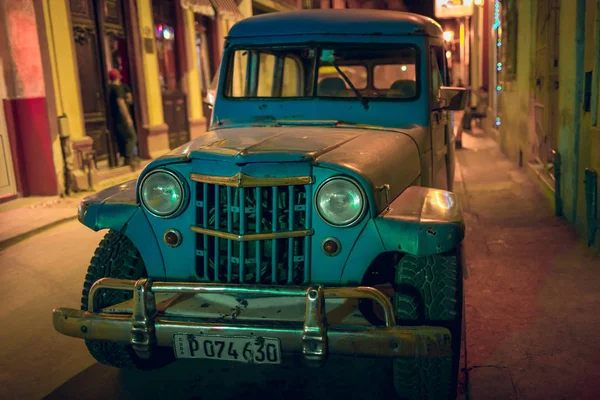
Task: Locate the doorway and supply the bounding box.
[0,57,17,199]
[69,0,137,168]
[153,0,190,150]
[531,0,560,175]
[195,15,218,130]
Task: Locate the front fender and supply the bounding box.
[374,186,464,256]
[77,179,166,279]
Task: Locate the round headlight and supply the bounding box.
[316,177,366,226]
[140,170,185,217]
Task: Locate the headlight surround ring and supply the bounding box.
[315,176,367,227]
[139,169,187,218]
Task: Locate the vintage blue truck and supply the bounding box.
[53,9,467,400]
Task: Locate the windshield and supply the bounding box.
[224,45,419,101]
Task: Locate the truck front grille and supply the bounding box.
[192,179,312,285]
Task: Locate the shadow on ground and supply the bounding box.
[45,356,402,400]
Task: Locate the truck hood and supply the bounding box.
[170,125,422,211]
[172,125,423,163]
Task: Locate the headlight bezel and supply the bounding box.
[138,169,188,218]
[314,176,368,228]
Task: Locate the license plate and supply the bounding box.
[173,334,282,364]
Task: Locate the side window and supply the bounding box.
[430,47,444,108]
[257,53,276,97]
[281,57,302,97]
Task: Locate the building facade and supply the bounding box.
[477,0,600,249]
[0,0,270,200]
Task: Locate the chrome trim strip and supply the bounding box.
[190,226,313,242]
[190,172,313,188]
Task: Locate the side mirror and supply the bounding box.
[204,90,216,109]
[438,86,467,111]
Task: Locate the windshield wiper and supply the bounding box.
[331,62,369,111]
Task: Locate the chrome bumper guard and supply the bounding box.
[53,278,451,364]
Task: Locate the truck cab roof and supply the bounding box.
[226,9,444,40]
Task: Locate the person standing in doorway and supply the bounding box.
[107,68,138,171]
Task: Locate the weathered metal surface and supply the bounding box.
[55,278,451,360]
[375,186,464,256]
[53,308,451,358]
[78,179,138,228]
[168,126,422,215]
[227,9,443,39]
[302,287,328,363]
[130,279,156,359]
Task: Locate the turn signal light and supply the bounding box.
[322,237,342,257]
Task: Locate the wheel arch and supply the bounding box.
[374,186,465,256]
[77,180,166,279]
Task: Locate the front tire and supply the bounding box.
[392,247,464,400]
[81,230,173,370]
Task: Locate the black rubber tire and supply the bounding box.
[80,230,173,370]
[392,246,464,400]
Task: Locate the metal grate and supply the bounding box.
[194,182,312,285]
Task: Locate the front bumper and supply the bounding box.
[53,278,451,364]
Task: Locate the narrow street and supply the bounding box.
[0,132,599,399]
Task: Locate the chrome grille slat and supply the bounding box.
[214,185,220,281]
[227,186,233,282]
[287,186,294,284]
[272,186,278,284]
[304,184,312,284]
[203,183,209,279]
[255,187,262,284]
[239,187,246,283]
[194,175,310,285]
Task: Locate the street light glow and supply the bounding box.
[443,31,454,42]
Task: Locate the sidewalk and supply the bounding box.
[455,132,600,399]
[0,164,146,251]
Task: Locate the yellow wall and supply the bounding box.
[579,0,600,246]
[238,0,253,18]
[137,0,164,126]
[42,0,84,139]
[183,8,203,121]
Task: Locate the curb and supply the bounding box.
[0,215,79,252]
[454,157,471,212]
[0,172,140,252]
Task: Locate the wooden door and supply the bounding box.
[532,0,560,166]
[0,59,17,198]
[195,16,215,129]
[70,0,113,165]
[153,0,190,149]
